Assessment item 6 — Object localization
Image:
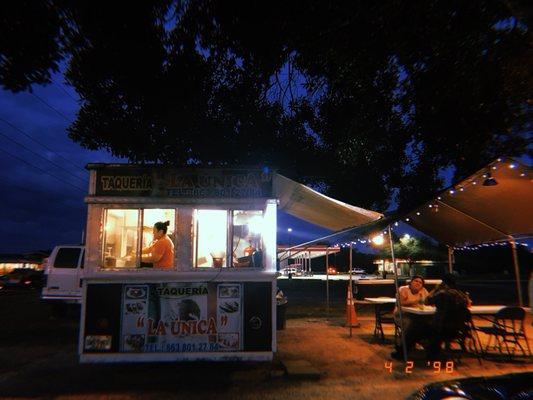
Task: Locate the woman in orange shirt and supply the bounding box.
[141,221,174,268]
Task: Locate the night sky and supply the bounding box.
[0,71,338,253]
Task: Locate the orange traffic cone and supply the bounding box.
[345,285,360,328]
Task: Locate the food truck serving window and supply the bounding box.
[193,209,264,268]
[103,209,175,269]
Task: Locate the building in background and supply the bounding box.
[0,251,49,274]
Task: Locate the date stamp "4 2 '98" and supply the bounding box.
[385,361,455,374]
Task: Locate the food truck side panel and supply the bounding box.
[80,280,273,362]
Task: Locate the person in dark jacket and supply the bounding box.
[425,273,471,359]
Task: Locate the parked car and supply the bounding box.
[349,269,366,275]
[41,245,84,305]
[0,268,44,289]
[281,266,302,276]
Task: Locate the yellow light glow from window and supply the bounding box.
[197,210,227,267]
[248,215,264,234]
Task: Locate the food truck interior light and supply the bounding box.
[197,210,227,267]
[248,215,264,234]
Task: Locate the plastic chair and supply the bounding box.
[475,306,531,358]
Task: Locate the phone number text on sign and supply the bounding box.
[144,342,220,352]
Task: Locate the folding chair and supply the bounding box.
[444,312,483,364]
[374,302,395,342]
[475,306,532,358]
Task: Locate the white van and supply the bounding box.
[41,245,84,305]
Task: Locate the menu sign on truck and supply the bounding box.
[120,283,242,353]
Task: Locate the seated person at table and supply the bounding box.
[425,273,471,358]
[394,275,429,326]
[391,276,430,360]
[141,221,175,269]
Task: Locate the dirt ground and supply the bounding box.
[0,290,531,400]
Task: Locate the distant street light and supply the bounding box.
[287,228,293,247]
[371,234,384,246]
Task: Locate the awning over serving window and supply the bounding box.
[273,174,382,231]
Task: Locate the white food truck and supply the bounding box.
[79,164,278,362]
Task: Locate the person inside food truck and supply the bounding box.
[141,221,175,268]
[233,240,260,268]
[243,241,256,256]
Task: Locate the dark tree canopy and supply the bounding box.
[1,0,530,210]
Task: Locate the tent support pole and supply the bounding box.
[389,225,408,363]
[447,246,454,274]
[510,239,523,307]
[349,243,353,338]
[326,248,330,320]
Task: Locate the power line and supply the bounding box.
[31,92,73,123]
[55,81,78,102]
[0,129,88,184]
[0,177,85,210]
[0,115,87,175]
[0,146,86,193]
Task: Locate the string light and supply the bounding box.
[453,241,529,251]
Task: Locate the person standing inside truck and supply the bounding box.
[141,221,174,268]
